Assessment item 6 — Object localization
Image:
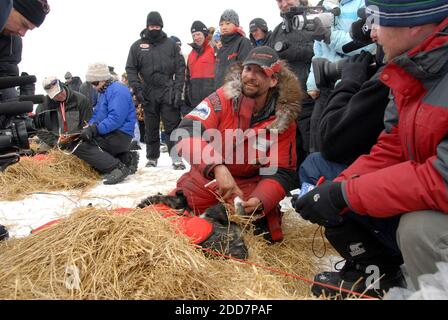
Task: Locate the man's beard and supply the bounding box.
[242,83,262,98]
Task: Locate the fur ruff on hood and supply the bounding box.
[223,62,303,134]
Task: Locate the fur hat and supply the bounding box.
[146,11,163,28]
[13,0,50,27]
[85,63,111,82]
[220,9,239,27]
[365,0,448,27]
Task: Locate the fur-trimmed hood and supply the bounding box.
[223,62,304,134]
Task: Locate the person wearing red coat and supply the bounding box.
[293,1,448,298]
[173,46,303,243]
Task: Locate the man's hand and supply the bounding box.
[79,125,98,142]
[291,181,346,227]
[341,51,373,85]
[312,18,331,44]
[213,165,244,201]
[241,198,263,214]
[308,90,320,100]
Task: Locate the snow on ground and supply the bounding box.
[0,145,187,238]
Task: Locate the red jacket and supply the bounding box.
[176,87,298,214]
[186,39,216,107]
[337,18,448,217]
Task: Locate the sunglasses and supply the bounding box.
[44,79,59,90]
[90,81,100,87]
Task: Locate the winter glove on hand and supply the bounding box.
[341,51,373,85]
[131,86,144,105]
[173,92,182,110]
[312,18,331,44]
[292,181,346,228]
[79,125,98,142]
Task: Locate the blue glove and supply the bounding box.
[292,181,346,227]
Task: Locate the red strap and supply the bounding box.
[60,102,68,133]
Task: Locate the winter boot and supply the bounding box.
[0,224,9,241]
[146,159,158,168]
[103,162,130,185]
[172,161,186,170]
[118,151,139,175]
[311,218,405,298]
[130,140,141,150]
[311,260,407,298]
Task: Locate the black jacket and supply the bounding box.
[66,77,82,92]
[268,23,314,92]
[36,86,92,148]
[319,68,390,165]
[0,34,22,77]
[126,29,185,104]
[214,31,252,89]
[250,31,273,47]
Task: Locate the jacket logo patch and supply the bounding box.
[227,52,238,61]
[189,102,211,120]
[140,44,150,49]
[208,92,222,112]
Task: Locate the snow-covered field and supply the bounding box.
[0,145,187,238]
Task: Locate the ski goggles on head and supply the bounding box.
[44,79,59,90]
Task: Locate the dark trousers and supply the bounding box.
[138,121,146,143]
[309,88,333,153]
[296,97,314,176]
[73,130,132,174]
[143,99,181,160]
[299,152,348,185]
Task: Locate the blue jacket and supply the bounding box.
[306,0,376,92]
[0,0,12,32]
[89,81,136,137]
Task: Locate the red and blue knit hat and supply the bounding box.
[365,0,448,27]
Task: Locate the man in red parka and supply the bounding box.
[173,46,303,243]
[293,0,448,298]
[185,20,216,113]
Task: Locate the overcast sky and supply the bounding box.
[19,0,303,93]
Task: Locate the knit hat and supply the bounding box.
[42,76,62,99]
[243,46,281,77]
[365,0,448,27]
[249,18,268,33]
[13,0,50,27]
[85,63,111,82]
[220,9,239,27]
[64,72,72,80]
[191,20,208,35]
[146,11,163,28]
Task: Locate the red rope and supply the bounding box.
[195,245,378,300]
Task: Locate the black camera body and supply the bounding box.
[275,5,340,53]
[0,75,51,171]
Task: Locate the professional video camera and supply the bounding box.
[0,75,55,171]
[275,4,341,52]
[312,7,378,89]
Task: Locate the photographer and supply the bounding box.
[268,0,315,170]
[307,0,376,152]
[0,0,50,102]
[35,77,92,151]
[292,0,448,297]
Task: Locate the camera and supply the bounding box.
[275,5,340,53]
[342,8,373,54]
[0,75,53,171]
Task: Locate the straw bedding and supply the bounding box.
[0,207,332,300]
[0,150,100,201]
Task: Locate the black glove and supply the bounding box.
[131,86,144,105]
[341,51,373,85]
[291,181,346,228]
[79,125,98,142]
[312,17,331,44]
[173,92,182,110]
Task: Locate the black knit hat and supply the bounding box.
[249,18,268,33]
[191,20,208,35]
[147,11,163,28]
[13,0,50,27]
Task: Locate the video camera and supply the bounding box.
[275,4,341,53]
[0,75,56,171]
[312,7,377,89]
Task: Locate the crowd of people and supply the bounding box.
[1,0,448,299]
